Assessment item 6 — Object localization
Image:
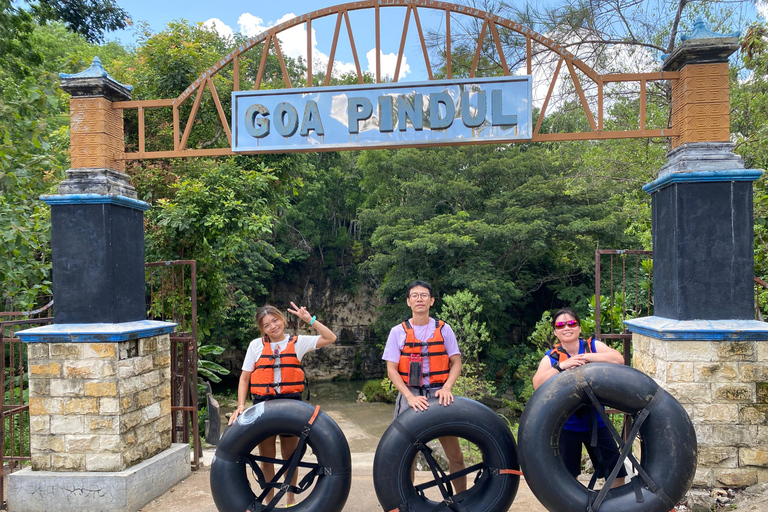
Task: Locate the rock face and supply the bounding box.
[277,281,387,381]
[301,344,385,380]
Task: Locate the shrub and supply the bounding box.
[362,378,397,403]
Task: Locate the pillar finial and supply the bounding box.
[59,56,133,101]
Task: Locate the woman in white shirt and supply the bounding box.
[229,302,336,506]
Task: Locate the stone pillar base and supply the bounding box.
[7,443,191,512]
[17,322,176,472]
[626,317,768,488]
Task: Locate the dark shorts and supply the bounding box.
[559,426,628,480]
[393,385,443,419]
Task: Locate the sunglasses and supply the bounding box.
[554,320,579,329]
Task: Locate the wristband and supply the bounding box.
[309,315,316,325]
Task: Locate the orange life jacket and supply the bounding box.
[548,337,594,364]
[397,320,451,387]
[250,336,305,396]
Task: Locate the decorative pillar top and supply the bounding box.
[662,18,740,71]
[58,56,135,196]
[59,57,133,101]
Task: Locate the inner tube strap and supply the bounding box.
[489,467,523,477]
[390,492,422,512]
[576,374,648,484]
[434,469,490,512]
[247,454,319,470]
[419,444,460,511]
[416,462,485,493]
[257,405,322,512]
[575,374,623,446]
[390,421,459,512]
[587,389,670,512]
[632,475,645,503]
[297,463,352,489]
[241,453,267,485]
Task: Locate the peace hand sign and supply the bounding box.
[287,302,313,324]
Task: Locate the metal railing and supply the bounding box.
[145,260,201,469]
[0,317,54,508]
[595,249,653,366]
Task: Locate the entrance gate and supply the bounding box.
[113,0,681,159]
[27,0,761,508]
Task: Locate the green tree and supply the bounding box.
[0,0,42,77]
[358,143,637,338]
[438,291,495,400]
[0,80,67,311]
[32,0,129,43]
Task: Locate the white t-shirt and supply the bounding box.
[242,334,319,394]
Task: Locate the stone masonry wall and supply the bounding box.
[28,334,172,472]
[633,334,768,488]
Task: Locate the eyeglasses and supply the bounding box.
[409,293,431,300]
[554,320,579,329]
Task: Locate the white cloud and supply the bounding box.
[366,49,410,81]
[236,12,361,80]
[203,12,413,82]
[237,13,269,38]
[516,32,657,110]
[758,1,768,20]
[203,18,234,41]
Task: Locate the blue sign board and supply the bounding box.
[232,76,532,152]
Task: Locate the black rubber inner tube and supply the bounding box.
[518,363,697,512]
[210,399,352,512]
[373,396,519,512]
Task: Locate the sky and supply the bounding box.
[108,0,768,99]
[109,0,433,81]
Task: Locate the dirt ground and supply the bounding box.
[138,451,547,512]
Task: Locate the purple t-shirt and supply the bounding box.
[382,318,461,386]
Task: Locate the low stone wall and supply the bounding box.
[633,334,768,488]
[28,334,172,472]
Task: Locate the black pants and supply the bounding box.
[559,426,628,479]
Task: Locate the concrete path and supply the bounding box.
[139,450,547,512]
[139,402,547,512]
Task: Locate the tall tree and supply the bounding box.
[32,0,130,43]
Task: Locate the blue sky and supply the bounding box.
[109,0,439,81]
[108,1,768,95]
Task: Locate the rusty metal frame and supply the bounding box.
[595,249,653,367]
[112,0,680,161]
[145,260,200,469]
[0,317,54,508]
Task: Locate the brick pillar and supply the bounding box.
[11,55,186,512]
[669,61,730,149]
[58,56,135,197]
[28,335,172,472]
[68,95,125,172]
[626,20,768,491]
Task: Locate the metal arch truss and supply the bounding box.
[114,0,679,160]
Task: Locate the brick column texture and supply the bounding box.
[633,333,768,488]
[69,96,125,172]
[670,62,730,149]
[27,335,172,472]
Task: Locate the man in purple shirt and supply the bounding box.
[382,280,466,492]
